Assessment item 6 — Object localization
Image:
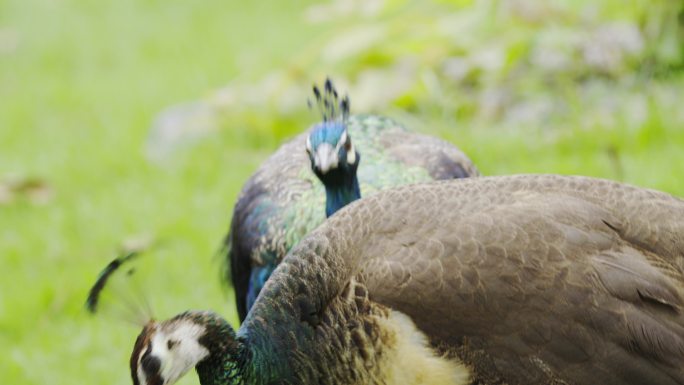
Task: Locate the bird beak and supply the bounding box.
[314,143,339,174]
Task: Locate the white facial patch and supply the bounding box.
[338,130,347,148]
[314,143,339,174]
[347,143,356,165]
[305,135,312,154]
[147,321,209,385]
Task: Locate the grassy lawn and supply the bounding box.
[1,1,320,384]
[1,1,683,385]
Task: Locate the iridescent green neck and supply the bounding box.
[194,320,290,385]
[193,313,247,385]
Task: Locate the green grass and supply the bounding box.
[0,1,320,384]
[1,1,683,385]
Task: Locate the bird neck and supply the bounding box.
[325,177,360,217]
[324,153,361,217]
[193,315,248,385]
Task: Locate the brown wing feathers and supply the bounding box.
[263,175,684,384]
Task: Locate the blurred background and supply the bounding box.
[2,0,683,384]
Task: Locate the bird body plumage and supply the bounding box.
[226,113,479,321]
[136,175,684,385]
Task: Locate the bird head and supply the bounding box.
[306,78,359,182]
[306,122,358,178]
[130,311,240,385]
[86,255,243,385]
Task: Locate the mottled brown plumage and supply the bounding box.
[246,174,684,384]
[129,175,684,385]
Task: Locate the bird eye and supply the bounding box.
[339,130,351,151]
[167,340,177,350]
[141,352,161,375]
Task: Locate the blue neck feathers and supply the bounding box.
[325,173,361,217]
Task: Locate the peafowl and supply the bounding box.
[225,79,479,321]
[127,175,684,385]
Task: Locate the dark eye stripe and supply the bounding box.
[140,347,163,385]
[141,351,160,375]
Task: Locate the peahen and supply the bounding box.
[225,78,479,321]
[127,175,684,385]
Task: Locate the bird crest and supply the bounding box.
[85,251,154,327]
[306,78,353,151]
[308,77,350,123]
